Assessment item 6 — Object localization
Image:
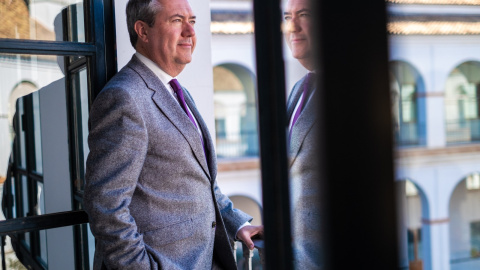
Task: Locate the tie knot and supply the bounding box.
[169,79,182,94]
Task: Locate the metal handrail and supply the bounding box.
[234,240,265,270]
[0,210,89,236]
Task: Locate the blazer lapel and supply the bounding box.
[288,75,317,167]
[128,56,212,179]
[184,92,217,181]
[287,79,305,121]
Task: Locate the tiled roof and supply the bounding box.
[211,22,254,34]
[210,20,480,35]
[389,15,480,34]
[387,0,480,5]
[388,21,480,34]
[211,10,252,22]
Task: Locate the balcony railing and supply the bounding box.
[0,212,265,270]
[446,119,480,144]
[216,131,259,158]
[234,240,264,270]
[395,122,426,147]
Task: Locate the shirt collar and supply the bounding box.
[135,52,176,95]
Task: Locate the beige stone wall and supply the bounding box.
[0,0,30,39]
[0,0,54,40]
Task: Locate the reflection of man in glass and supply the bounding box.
[284,0,321,269]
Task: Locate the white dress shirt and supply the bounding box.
[135,52,203,137]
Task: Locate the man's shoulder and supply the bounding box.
[103,63,145,92]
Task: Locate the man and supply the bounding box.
[84,0,262,269]
[284,0,321,269]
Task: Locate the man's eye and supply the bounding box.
[190,20,196,25]
[173,19,181,22]
[300,13,310,17]
[284,16,291,21]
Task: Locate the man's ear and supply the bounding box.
[134,20,149,43]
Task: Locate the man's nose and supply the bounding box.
[285,19,299,33]
[182,22,195,37]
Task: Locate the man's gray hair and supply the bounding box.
[126,0,162,48]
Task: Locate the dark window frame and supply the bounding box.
[0,0,116,269]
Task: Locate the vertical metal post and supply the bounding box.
[242,242,253,270]
[1,236,5,270]
[252,0,293,269]
[315,1,399,269]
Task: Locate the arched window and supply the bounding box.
[445,61,480,144]
[396,179,429,269]
[390,61,426,146]
[449,173,480,268]
[213,64,258,158]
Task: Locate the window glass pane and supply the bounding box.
[390,61,425,146]
[36,182,45,215]
[87,225,95,268]
[21,175,29,217]
[18,98,26,169]
[43,225,76,267]
[32,91,43,174]
[24,232,31,252]
[445,62,480,144]
[40,229,48,265]
[71,67,88,192]
[1,53,83,215]
[388,2,480,270]
[213,65,258,158]
[210,0,265,269]
[2,54,61,175]
[280,0,322,268]
[11,176,17,218]
[0,0,85,42]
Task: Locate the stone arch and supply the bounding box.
[445,61,480,144]
[229,195,262,226]
[8,81,38,126]
[0,81,39,176]
[390,60,427,146]
[395,178,431,269]
[213,63,258,157]
[448,172,480,268]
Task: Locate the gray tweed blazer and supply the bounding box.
[286,74,322,270]
[84,55,252,270]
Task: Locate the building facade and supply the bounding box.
[1,0,480,269]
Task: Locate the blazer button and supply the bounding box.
[212,221,216,228]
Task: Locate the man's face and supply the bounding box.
[145,0,196,74]
[284,0,313,69]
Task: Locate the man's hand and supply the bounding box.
[236,225,264,250]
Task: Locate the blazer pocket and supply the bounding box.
[142,215,201,247]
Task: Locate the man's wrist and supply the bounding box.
[235,221,251,240]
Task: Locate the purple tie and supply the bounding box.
[169,79,208,162]
[169,79,198,129]
[289,72,316,141]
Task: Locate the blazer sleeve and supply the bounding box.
[84,87,158,270]
[213,181,253,241]
[182,87,253,240]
